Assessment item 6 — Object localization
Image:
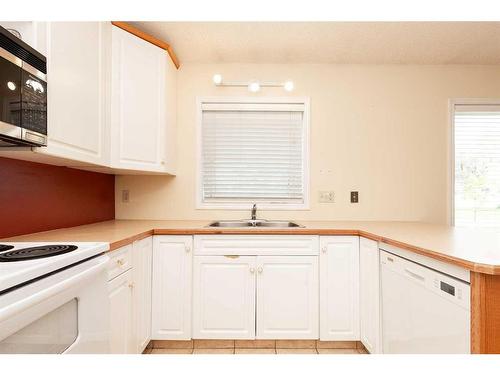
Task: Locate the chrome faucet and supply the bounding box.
[251,204,257,221]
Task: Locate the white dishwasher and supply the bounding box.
[380,250,470,354]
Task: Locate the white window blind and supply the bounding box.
[200,101,307,207]
[454,104,500,226]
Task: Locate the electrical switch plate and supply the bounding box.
[122,189,130,203]
[318,191,335,203]
[351,191,359,203]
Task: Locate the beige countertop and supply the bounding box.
[3,220,500,275]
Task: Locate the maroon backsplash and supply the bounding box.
[0,157,115,238]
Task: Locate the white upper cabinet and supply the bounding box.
[34,22,110,166]
[110,25,173,174]
[359,237,381,353]
[151,236,192,340]
[256,255,319,339]
[192,256,256,339]
[319,236,360,341]
[0,22,177,175]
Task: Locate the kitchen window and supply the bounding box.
[197,98,310,209]
[452,100,500,226]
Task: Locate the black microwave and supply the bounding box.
[0,26,47,147]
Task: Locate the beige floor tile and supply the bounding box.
[194,339,234,349]
[235,348,276,354]
[276,340,316,349]
[193,348,235,354]
[316,341,357,349]
[235,340,275,349]
[153,340,193,349]
[317,348,360,354]
[150,348,193,354]
[276,348,318,354]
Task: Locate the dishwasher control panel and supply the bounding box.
[380,250,470,309]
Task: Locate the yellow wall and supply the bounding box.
[115,63,500,223]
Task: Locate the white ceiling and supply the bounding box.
[130,22,500,65]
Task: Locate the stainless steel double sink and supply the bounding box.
[207,220,303,228]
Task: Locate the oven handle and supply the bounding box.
[0,256,108,322]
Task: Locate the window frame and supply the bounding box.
[449,98,500,226]
[196,96,310,210]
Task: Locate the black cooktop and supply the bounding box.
[0,244,78,262]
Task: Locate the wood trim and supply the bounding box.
[470,272,500,353]
[470,272,486,353]
[111,21,180,69]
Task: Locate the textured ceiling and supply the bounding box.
[130,22,500,65]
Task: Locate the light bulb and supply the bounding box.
[212,74,223,85]
[284,81,294,92]
[7,81,16,91]
[248,81,260,93]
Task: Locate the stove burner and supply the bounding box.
[0,245,78,262]
[0,245,14,252]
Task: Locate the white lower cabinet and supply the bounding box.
[191,235,319,340]
[193,256,256,339]
[107,239,152,354]
[256,256,319,339]
[151,236,193,340]
[319,236,360,341]
[108,268,134,354]
[132,237,153,354]
[359,237,381,353]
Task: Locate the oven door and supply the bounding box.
[0,255,110,354]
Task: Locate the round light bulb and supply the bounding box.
[213,74,223,85]
[284,81,294,92]
[7,81,16,91]
[248,81,260,93]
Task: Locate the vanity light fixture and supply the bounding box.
[212,74,294,92]
[212,74,223,85]
[248,81,260,93]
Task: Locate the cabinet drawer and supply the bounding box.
[108,244,133,280]
[194,235,319,256]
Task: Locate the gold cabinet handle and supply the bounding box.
[116,259,125,266]
[128,282,135,289]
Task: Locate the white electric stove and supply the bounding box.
[0,242,110,354]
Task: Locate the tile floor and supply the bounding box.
[143,340,369,355]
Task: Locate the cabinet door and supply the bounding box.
[35,22,110,166]
[108,269,133,354]
[359,237,381,353]
[111,26,167,172]
[151,236,192,340]
[319,236,360,341]
[193,256,256,339]
[132,236,153,353]
[256,256,319,339]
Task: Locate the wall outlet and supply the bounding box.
[122,189,130,203]
[318,191,335,203]
[351,191,359,203]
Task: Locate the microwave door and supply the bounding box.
[0,55,22,131]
